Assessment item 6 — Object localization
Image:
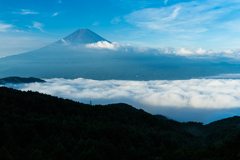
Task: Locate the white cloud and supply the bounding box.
[0,22,13,32]
[18,9,39,15]
[67,38,240,59]
[92,22,99,26]
[85,41,121,50]
[52,12,59,17]
[167,6,180,20]
[111,16,121,24]
[60,39,68,45]
[84,41,148,52]
[196,47,206,55]
[171,47,240,58]
[33,22,44,31]
[176,47,193,56]
[84,41,240,59]
[164,0,168,5]
[5,77,240,123]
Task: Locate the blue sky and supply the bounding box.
[1,0,240,56]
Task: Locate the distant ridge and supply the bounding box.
[0,76,45,84]
[55,29,111,44]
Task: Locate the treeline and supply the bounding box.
[0,86,240,160]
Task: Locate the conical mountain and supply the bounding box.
[0,29,238,80]
[55,29,111,44]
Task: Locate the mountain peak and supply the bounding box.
[56,29,111,45]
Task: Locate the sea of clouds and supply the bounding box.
[4,77,240,124]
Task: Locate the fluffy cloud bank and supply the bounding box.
[84,41,240,59]
[85,41,121,50]
[4,77,240,123]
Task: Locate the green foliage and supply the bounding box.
[30,149,42,160]
[0,146,13,160]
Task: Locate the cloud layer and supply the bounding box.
[4,77,240,123]
[84,41,240,59]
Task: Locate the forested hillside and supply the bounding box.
[1,86,240,160]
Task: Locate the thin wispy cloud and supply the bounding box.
[125,0,240,33]
[52,12,59,17]
[15,9,39,15]
[92,22,100,26]
[0,22,13,32]
[58,0,62,3]
[164,0,168,5]
[5,77,240,123]
[111,16,121,24]
[33,21,44,31]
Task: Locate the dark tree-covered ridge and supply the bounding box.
[1,86,240,160]
[0,76,45,84]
